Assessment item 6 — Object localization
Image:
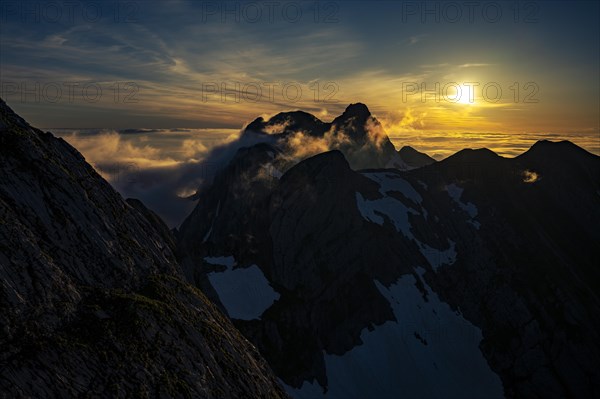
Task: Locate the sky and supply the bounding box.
[1,1,598,135]
[1,1,598,226]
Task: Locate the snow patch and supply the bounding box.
[446,183,477,218]
[355,193,417,239]
[446,183,480,229]
[204,255,234,267]
[356,173,460,270]
[416,240,457,271]
[385,152,411,171]
[356,172,426,238]
[363,172,422,204]
[285,268,504,399]
[205,258,279,320]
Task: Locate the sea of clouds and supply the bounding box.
[54,126,599,228]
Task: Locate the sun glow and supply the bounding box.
[455,83,477,105]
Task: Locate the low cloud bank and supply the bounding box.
[59,110,580,229]
[57,112,401,227]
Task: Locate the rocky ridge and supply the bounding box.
[0,98,288,398]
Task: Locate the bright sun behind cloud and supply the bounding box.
[456,83,477,105]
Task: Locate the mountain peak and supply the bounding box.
[398,146,436,168]
[341,103,371,119]
[527,139,583,154]
[441,147,502,167]
[245,116,265,132]
[244,110,327,137]
[331,103,373,132]
[533,139,570,147]
[518,139,598,165]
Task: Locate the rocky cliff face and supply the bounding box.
[178,104,600,398]
[0,99,288,398]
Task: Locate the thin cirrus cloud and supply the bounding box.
[2,16,364,127]
[406,34,428,46]
[1,1,598,139]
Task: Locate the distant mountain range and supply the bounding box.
[178,103,600,398]
[1,99,599,398]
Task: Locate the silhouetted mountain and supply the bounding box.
[0,99,288,398]
[330,102,373,141]
[246,110,329,138]
[398,145,436,168]
[240,103,408,170]
[178,106,600,398]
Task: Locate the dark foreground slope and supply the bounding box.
[0,99,287,398]
[178,105,600,398]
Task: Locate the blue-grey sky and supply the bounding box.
[0,0,598,139]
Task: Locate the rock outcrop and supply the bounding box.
[0,99,288,398]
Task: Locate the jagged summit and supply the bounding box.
[331,103,372,130]
[246,103,373,136]
[339,102,371,119]
[244,103,374,136]
[245,116,266,131]
[236,103,403,170]
[269,110,323,125]
[245,110,328,138]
